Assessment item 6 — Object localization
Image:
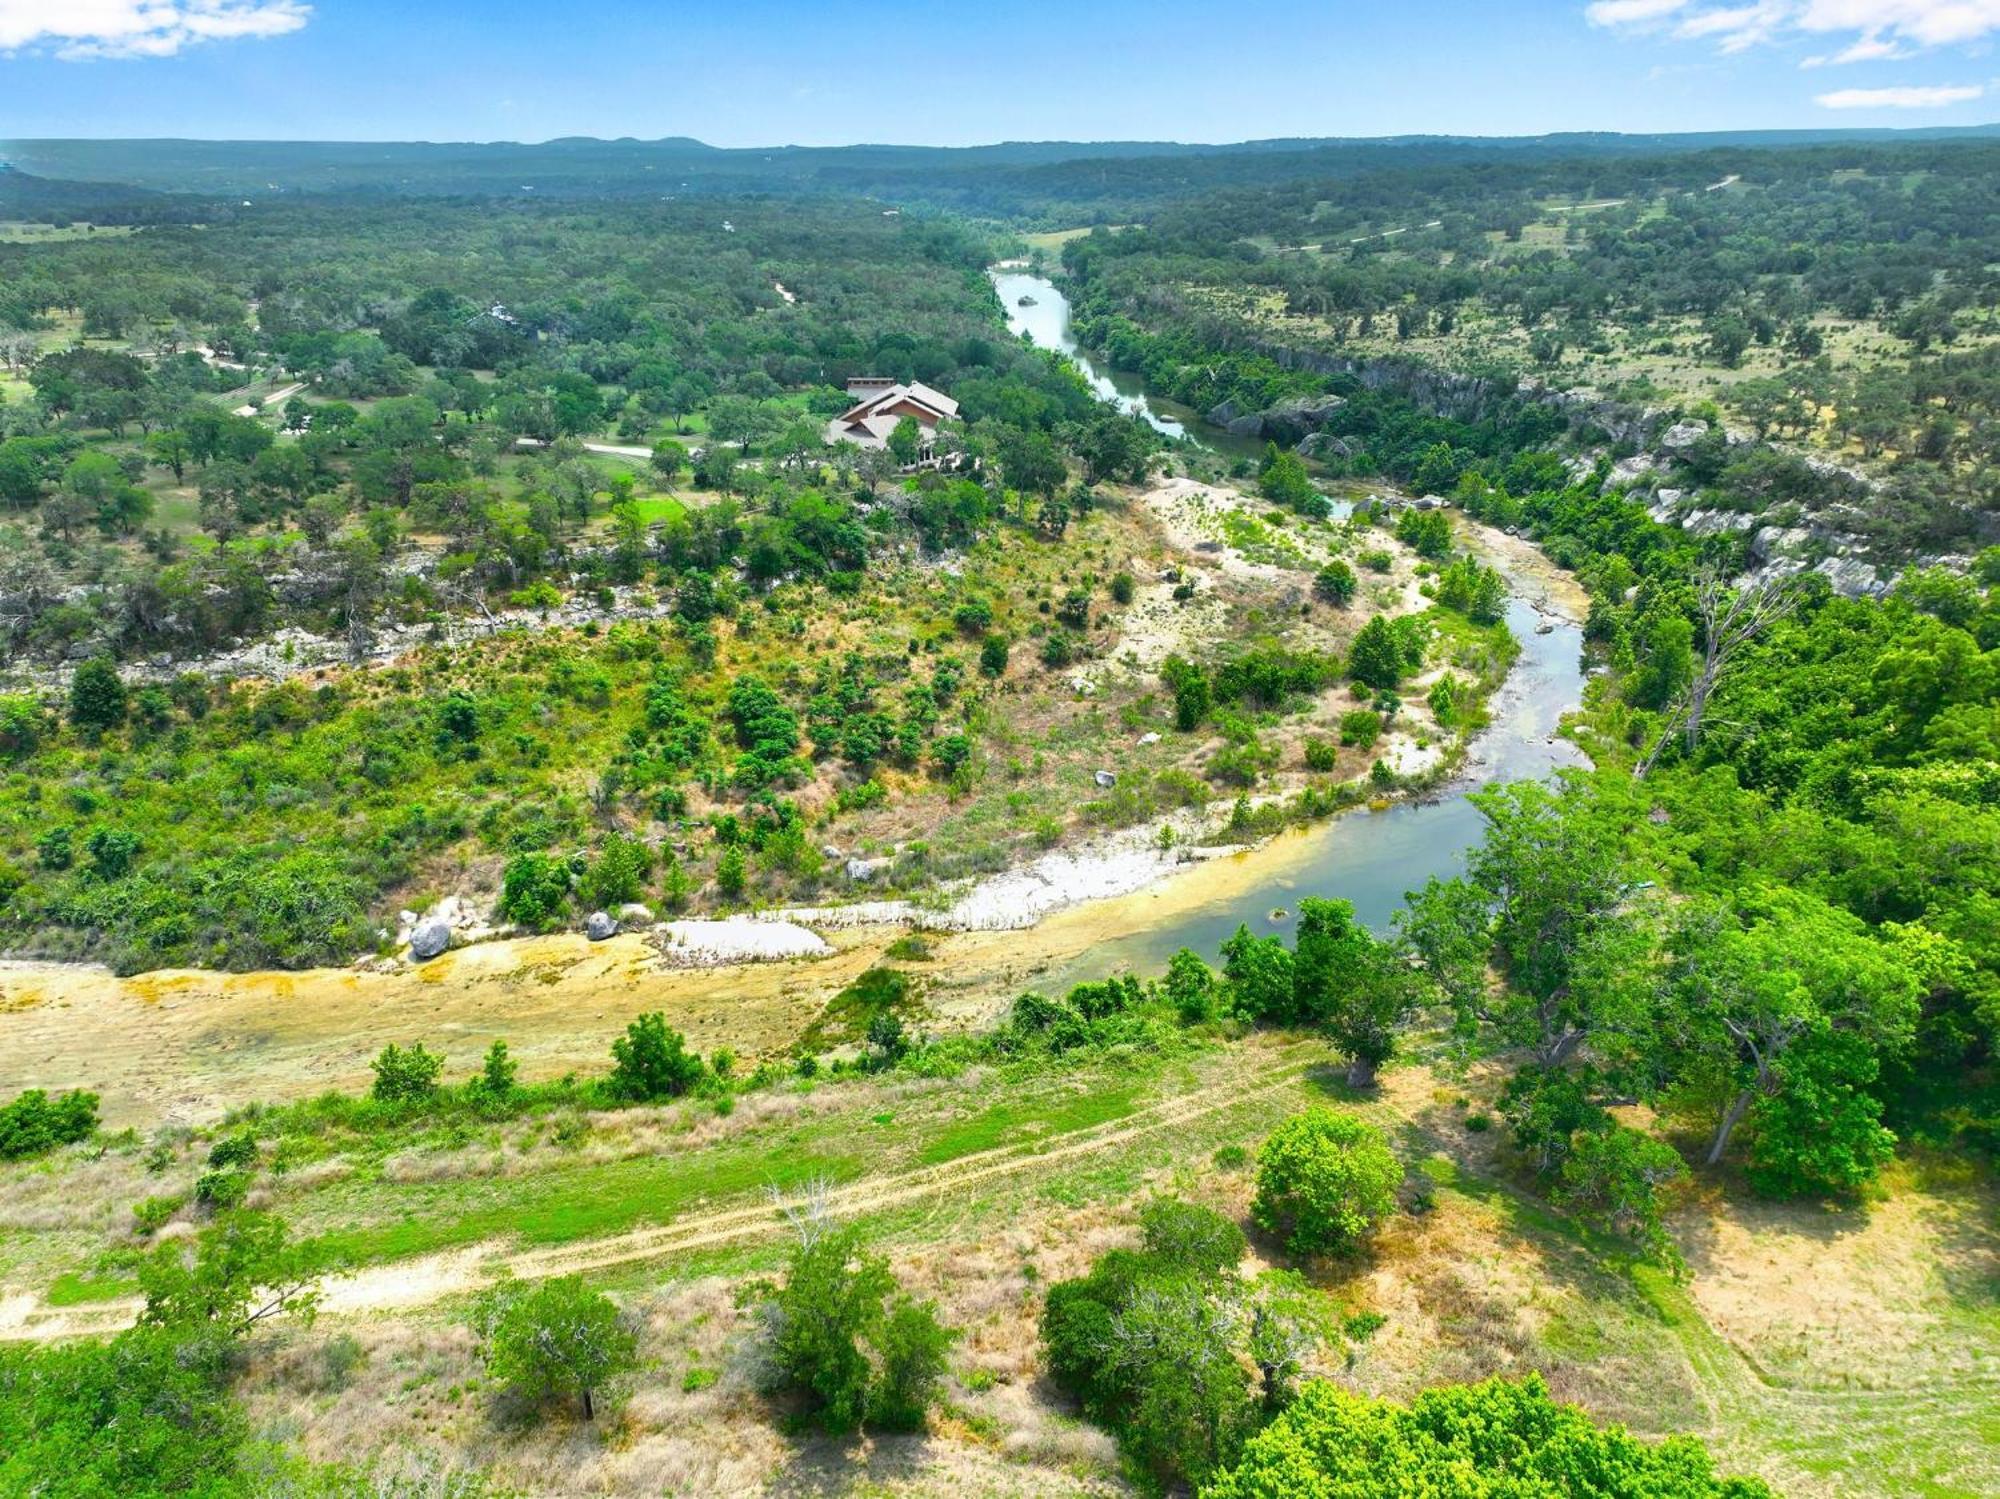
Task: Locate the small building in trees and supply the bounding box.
[825,377,959,453]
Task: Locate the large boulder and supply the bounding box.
[1296,431,1358,461]
[409,917,451,961]
[1658,419,1709,451]
[1257,393,1347,445]
[585,910,618,942]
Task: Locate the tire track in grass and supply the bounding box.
[1,1043,1322,1341]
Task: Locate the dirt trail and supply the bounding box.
[0,1048,1318,1342]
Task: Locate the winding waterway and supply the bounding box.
[993,268,1266,461]
[996,268,1589,979]
[0,278,1591,1124]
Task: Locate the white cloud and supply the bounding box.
[1587,0,1691,23]
[0,1,310,61]
[1814,82,1986,106]
[1801,34,1912,66]
[1587,0,2000,65]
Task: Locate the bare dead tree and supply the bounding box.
[1636,567,1805,778]
[768,1176,837,1247]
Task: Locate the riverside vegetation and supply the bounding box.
[0,128,1996,1499]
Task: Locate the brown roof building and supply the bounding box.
[826,377,960,450]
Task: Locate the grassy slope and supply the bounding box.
[4,1032,1993,1496]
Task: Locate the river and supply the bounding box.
[993,268,1268,461]
[995,268,1589,978]
[0,280,1589,1124]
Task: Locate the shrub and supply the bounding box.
[608,1012,703,1101]
[1252,1109,1400,1257]
[578,833,652,910]
[132,1195,184,1236]
[0,1088,99,1160]
[978,634,1010,677]
[869,1295,958,1431]
[1161,654,1212,730]
[369,1042,444,1104]
[1313,559,1356,606]
[193,1168,250,1212]
[1338,709,1381,749]
[1303,738,1339,772]
[85,826,140,881]
[207,1131,258,1170]
[0,694,44,757]
[498,851,573,928]
[473,1039,518,1101]
[35,825,72,871]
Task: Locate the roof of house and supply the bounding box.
[836,380,959,429]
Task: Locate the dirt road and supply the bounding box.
[0,1046,1319,1341]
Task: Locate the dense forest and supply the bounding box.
[2,123,1997,1499]
[1057,140,2000,559]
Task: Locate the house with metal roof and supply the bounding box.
[825,377,960,450]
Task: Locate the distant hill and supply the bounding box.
[5,126,1998,225]
[0,163,222,225]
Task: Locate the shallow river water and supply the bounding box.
[994,268,1589,976]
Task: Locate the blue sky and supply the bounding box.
[2,1,1997,145]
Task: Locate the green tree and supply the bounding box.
[1204,1373,1772,1498]
[1552,1123,1688,1263]
[68,656,127,732]
[608,1011,703,1101]
[474,1039,518,1101]
[138,1211,328,1336]
[649,438,688,485]
[145,427,192,482]
[1744,1029,1897,1199]
[887,415,922,466]
[752,1220,956,1434]
[1257,443,1319,515]
[1346,616,1404,691]
[476,1275,637,1422]
[1220,924,1295,1022]
[1665,886,1917,1176]
[1252,1109,1400,1257]
[1401,780,1652,1069]
[997,426,1066,498]
[1396,506,1453,559]
[0,1327,245,1497]
[1293,897,1418,1088]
